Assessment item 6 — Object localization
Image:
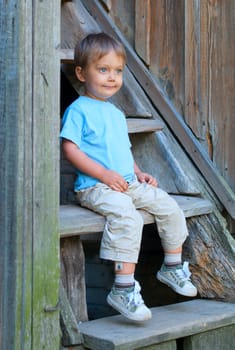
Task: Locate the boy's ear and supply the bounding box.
[75,66,86,82]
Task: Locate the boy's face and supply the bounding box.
[75,50,125,101]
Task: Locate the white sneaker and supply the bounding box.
[157,262,197,297]
[107,280,152,322]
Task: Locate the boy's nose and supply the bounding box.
[108,71,115,80]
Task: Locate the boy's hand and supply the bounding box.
[101,169,128,192]
[136,171,158,187]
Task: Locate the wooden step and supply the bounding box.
[60,48,79,62]
[59,195,213,238]
[79,300,235,350]
[127,118,163,133]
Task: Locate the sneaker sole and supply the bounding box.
[157,272,197,297]
[107,295,152,322]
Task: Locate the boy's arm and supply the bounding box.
[62,139,128,192]
[134,161,158,187]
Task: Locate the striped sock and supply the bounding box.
[114,273,135,289]
[164,252,182,268]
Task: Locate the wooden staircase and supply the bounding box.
[59,1,235,349]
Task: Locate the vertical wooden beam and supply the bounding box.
[185,1,209,150]
[0,1,60,349]
[135,0,151,65]
[148,0,185,113]
[185,0,235,190]
[60,238,88,323]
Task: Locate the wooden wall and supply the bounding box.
[104,0,235,219]
[0,1,60,348]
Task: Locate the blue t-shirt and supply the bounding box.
[60,96,135,191]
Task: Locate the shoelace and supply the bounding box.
[175,262,191,282]
[127,281,144,306]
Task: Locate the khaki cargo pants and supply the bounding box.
[76,179,188,263]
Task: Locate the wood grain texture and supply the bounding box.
[102,0,135,45]
[184,214,235,302]
[135,0,151,65]
[61,238,88,322]
[32,1,61,347]
[60,283,83,346]
[0,0,60,349]
[148,0,185,114]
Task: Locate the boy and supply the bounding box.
[60,32,197,322]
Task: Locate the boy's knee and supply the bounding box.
[166,196,184,219]
[118,208,144,233]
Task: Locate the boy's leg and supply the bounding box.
[76,184,152,321]
[127,181,197,297]
[77,183,143,262]
[163,246,182,268]
[114,261,135,288]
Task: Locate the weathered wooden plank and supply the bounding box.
[82,0,235,219]
[60,48,74,62]
[184,214,235,302]
[183,324,235,350]
[59,196,213,237]
[0,0,60,349]
[0,2,29,348]
[147,0,185,112]
[207,2,235,194]
[171,195,213,217]
[79,300,235,350]
[127,118,163,133]
[130,132,202,195]
[60,237,88,322]
[61,0,100,49]
[101,0,135,45]
[135,0,151,65]
[60,283,83,346]
[185,1,235,195]
[185,1,206,142]
[31,1,61,348]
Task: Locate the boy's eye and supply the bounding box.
[99,67,107,73]
[97,67,123,76]
[116,69,123,74]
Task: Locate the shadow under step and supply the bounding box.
[60,195,213,238]
[79,299,235,350]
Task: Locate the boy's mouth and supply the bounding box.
[103,85,117,89]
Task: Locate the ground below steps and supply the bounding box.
[79,299,235,350]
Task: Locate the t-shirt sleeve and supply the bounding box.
[60,105,83,147]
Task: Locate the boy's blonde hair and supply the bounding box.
[74,32,126,68]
